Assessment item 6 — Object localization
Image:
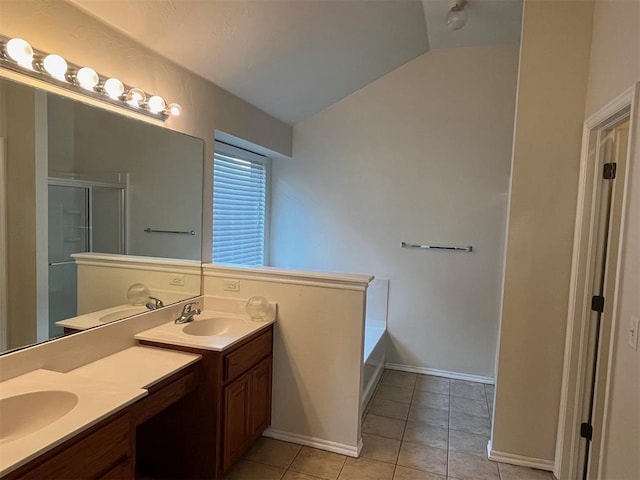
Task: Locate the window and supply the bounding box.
[212,143,269,266]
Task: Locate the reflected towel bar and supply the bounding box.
[401,242,473,252]
[144,228,196,235]
[49,261,76,266]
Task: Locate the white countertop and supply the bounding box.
[55,303,150,331]
[135,310,274,351]
[0,369,146,476]
[68,346,201,389]
[0,347,201,476]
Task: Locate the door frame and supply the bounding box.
[555,83,639,479]
[0,138,7,351]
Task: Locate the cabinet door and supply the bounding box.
[251,357,273,440]
[224,371,252,471]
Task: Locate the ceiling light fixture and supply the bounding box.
[42,54,68,81]
[4,37,34,68]
[75,67,99,91]
[446,0,468,31]
[0,34,181,121]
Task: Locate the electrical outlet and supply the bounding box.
[169,274,185,286]
[223,279,240,292]
[629,316,639,351]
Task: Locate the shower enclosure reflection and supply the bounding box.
[48,174,126,337]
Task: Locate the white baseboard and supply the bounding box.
[488,446,555,471]
[385,362,495,385]
[263,428,360,457]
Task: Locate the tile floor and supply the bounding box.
[225,369,555,480]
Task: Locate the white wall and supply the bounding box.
[270,45,519,379]
[491,0,595,467]
[74,254,201,315]
[202,265,371,455]
[70,101,204,261]
[584,1,640,477]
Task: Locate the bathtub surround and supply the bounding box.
[363,279,389,411]
[203,264,373,456]
[270,44,519,381]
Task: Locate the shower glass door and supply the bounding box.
[48,185,89,337]
[48,178,126,338]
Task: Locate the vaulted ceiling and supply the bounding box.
[69,0,522,125]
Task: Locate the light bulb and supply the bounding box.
[126,88,145,107]
[5,38,34,68]
[147,95,166,114]
[76,67,99,90]
[43,54,68,81]
[103,78,124,99]
[446,4,468,31]
[167,103,182,117]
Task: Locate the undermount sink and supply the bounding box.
[182,317,250,337]
[99,307,148,323]
[0,391,78,443]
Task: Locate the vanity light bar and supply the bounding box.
[0,35,182,121]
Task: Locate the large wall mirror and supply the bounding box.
[0,76,204,354]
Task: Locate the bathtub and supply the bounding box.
[362,279,388,411]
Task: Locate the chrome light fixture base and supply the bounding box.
[0,34,181,121]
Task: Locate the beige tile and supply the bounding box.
[361,433,401,464]
[224,459,285,480]
[289,447,346,480]
[338,457,394,480]
[411,391,449,411]
[403,422,448,450]
[244,437,302,469]
[448,451,499,480]
[449,411,491,436]
[375,384,414,404]
[498,463,554,480]
[397,442,447,476]
[282,472,323,480]
[363,414,406,440]
[393,466,446,480]
[448,429,489,457]
[369,397,411,421]
[408,405,449,428]
[449,380,486,401]
[382,370,418,389]
[450,396,489,418]
[415,376,450,395]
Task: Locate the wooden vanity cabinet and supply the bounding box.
[138,324,274,479]
[4,363,199,480]
[4,412,133,480]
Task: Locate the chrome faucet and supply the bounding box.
[175,302,201,324]
[146,296,164,310]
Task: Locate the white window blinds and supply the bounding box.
[213,151,267,266]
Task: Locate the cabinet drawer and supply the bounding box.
[224,329,272,382]
[9,413,131,480]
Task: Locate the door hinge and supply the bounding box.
[603,163,617,179]
[591,295,605,313]
[580,422,593,441]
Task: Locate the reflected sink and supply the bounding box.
[182,317,249,337]
[99,307,148,323]
[0,391,78,443]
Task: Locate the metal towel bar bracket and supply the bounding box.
[401,242,472,252]
[144,228,195,235]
